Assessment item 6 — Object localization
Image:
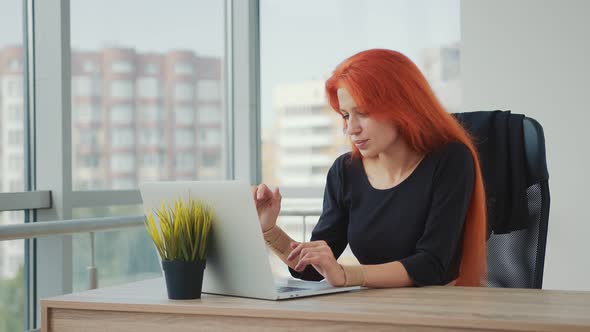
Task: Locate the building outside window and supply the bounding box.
[110,80,134,99]
[175,107,195,124]
[137,77,160,98]
[197,79,221,101]
[110,105,134,124]
[174,129,194,147]
[174,82,194,101]
[174,63,194,75]
[111,60,134,74]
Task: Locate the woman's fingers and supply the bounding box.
[287,242,314,260]
[252,184,281,205]
[256,184,270,200]
[294,253,322,272]
[290,246,325,261]
[290,240,326,249]
[252,184,272,208]
[294,252,333,272]
[287,241,327,261]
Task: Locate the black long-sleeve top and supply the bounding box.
[289,142,475,286]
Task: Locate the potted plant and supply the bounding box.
[144,197,213,299]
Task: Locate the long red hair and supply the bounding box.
[325,49,487,286]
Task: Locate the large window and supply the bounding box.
[260,0,461,189]
[71,0,227,191]
[63,1,228,311]
[0,1,26,330]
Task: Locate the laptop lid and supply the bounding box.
[139,180,280,300]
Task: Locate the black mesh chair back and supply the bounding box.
[453,112,550,289]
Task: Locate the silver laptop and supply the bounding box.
[139,180,362,300]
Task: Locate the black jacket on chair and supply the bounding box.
[453,111,540,234]
[454,111,550,288]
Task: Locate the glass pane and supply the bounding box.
[70,0,227,190]
[0,1,27,329]
[260,0,461,189]
[72,206,161,292]
[0,236,25,332]
[1,0,26,194]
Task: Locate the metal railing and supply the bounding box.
[0,206,321,242]
[0,215,144,241]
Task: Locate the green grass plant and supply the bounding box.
[144,197,213,261]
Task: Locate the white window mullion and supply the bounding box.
[33,0,73,327]
[229,0,260,184]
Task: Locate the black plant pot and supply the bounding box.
[162,259,206,300]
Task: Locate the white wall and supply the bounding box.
[461,0,590,290]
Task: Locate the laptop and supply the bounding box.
[138,180,362,300]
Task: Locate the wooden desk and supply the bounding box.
[42,278,590,332]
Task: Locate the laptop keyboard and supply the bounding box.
[277,286,309,293]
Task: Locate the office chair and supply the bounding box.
[453,111,550,289]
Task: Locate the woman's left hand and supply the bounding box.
[287,240,345,286]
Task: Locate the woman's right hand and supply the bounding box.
[251,184,282,232]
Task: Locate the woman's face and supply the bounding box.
[337,87,400,158]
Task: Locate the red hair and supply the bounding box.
[325,49,487,286]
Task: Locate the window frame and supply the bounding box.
[0,0,263,329]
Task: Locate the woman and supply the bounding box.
[254,49,487,288]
